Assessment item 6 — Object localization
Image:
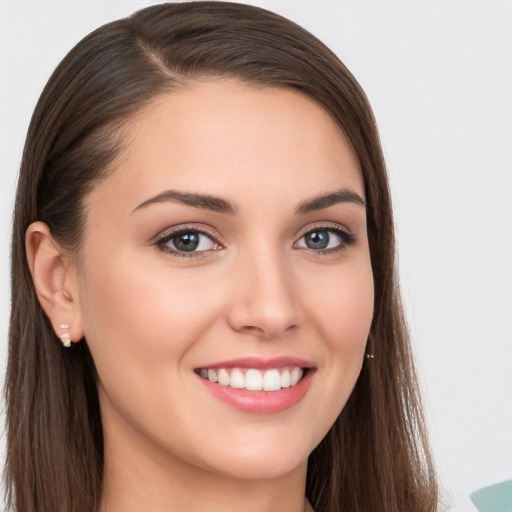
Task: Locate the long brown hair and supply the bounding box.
[5,2,438,511]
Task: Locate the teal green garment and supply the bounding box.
[470,480,512,512]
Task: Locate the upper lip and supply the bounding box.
[195,356,315,370]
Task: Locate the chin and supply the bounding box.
[209,450,309,481]
[189,426,318,481]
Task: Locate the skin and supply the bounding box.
[27,80,374,512]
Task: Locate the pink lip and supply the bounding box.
[195,356,315,370]
[195,356,316,414]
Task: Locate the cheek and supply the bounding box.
[77,250,223,392]
[306,257,374,355]
[290,255,374,447]
[300,254,374,431]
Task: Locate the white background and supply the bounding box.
[0,1,511,511]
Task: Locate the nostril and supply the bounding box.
[238,323,298,339]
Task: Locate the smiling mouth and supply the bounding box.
[194,366,307,392]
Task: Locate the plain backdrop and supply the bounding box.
[1,1,511,511]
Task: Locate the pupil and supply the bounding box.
[306,230,329,249]
[174,233,200,252]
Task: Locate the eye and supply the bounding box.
[156,229,221,255]
[295,226,355,252]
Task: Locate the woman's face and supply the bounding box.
[74,80,374,481]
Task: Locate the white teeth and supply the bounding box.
[230,368,245,388]
[290,367,303,386]
[281,368,291,388]
[199,366,306,391]
[245,369,263,391]
[263,369,281,391]
[218,368,230,386]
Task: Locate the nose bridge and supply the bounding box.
[227,241,301,338]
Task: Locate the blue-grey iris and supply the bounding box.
[305,230,329,249]
[174,233,200,251]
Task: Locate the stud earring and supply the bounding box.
[59,323,71,348]
[365,333,374,360]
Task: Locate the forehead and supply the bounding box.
[88,79,363,214]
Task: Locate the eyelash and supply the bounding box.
[154,223,356,258]
[295,223,356,255]
[154,225,222,258]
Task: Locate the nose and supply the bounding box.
[226,248,302,339]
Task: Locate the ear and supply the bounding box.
[25,221,84,344]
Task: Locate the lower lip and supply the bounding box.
[197,369,315,414]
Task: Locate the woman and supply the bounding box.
[4,2,438,511]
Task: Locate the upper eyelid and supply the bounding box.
[294,221,352,239]
[153,224,222,245]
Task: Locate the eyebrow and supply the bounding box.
[131,190,238,215]
[131,187,365,216]
[295,188,366,214]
